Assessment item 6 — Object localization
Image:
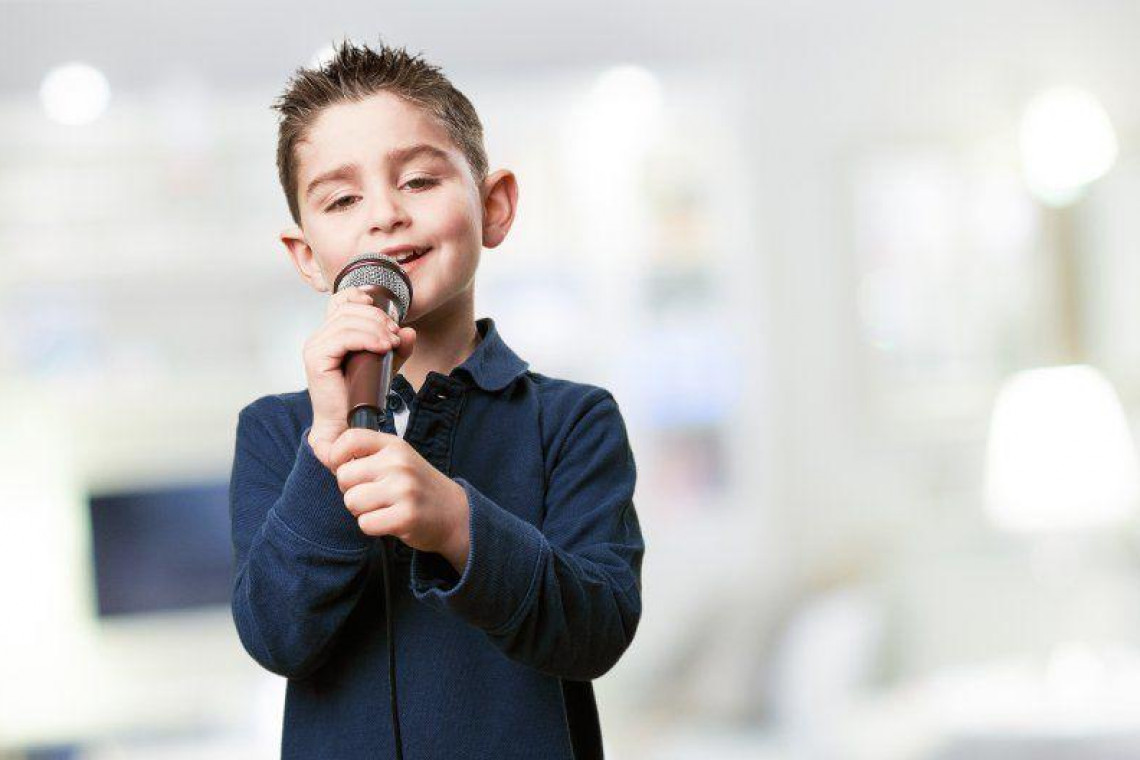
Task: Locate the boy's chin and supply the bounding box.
[401,303,424,326]
[401,302,443,329]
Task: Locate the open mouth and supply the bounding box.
[394,247,430,266]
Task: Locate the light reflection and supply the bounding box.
[39,62,111,126]
[1019,87,1118,207]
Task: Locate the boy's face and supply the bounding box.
[281,91,516,325]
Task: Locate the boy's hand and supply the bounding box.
[303,286,417,471]
[330,428,471,573]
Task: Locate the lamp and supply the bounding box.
[985,364,1140,533]
[1019,87,1118,208]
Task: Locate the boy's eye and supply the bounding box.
[324,178,438,212]
[403,177,438,191]
[326,195,359,212]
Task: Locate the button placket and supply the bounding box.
[410,381,465,469]
[390,375,466,562]
[380,382,412,560]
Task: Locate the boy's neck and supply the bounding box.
[399,289,481,394]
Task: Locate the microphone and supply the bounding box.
[331,253,413,432]
[331,253,413,760]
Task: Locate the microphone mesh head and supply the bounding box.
[333,254,413,321]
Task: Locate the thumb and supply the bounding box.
[392,326,416,374]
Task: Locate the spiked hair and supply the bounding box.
[272,38,488,224]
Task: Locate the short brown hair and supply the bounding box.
[272,37,489,225]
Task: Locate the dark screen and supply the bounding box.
[88,480,232,617]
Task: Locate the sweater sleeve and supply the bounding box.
[228,397,373,680]
[409,391,644,681]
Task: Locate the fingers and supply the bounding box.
[336,450,396,493]
[325,286,374,317]
[328,319,401,356]
[325,288,413,371]
[327,287,402,331]
[328,428,401,471]
[332,303,402,335]
[340,474,413,517]
[305,299,403,372]
[392,326,417,372]
[342,481,391,517]
[303,324,400,374]
[356,501,405,538]
[306,289,407,442]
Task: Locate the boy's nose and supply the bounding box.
[368,194,410,233]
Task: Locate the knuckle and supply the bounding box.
[358,510,377,530]
[394,509,412,532]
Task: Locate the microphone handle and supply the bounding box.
[346,348,393,431]
[344,284,401,431]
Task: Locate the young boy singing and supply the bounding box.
[228,38,644,759]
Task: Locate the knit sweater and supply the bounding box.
[228,317,644,759]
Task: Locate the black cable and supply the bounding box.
[379,535,405,760]
[349,405,406,760]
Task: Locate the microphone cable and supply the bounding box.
[378,535,405,760]
[349,405,406,760]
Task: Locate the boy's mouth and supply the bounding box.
[393,247,430,265]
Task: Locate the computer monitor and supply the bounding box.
[87,480,233,617]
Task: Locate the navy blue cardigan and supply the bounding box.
[228,317,644,759]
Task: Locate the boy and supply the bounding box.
[228,39,644,759]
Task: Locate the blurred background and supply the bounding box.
[5,1,1140,758]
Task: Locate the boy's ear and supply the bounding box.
[480,169,518,249]
[280,224,331,293]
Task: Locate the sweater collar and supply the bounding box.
[396,317,528,395]
[454,317,529,392]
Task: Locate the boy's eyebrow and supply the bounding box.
[305,164,358,201]
[304,143,453,201]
